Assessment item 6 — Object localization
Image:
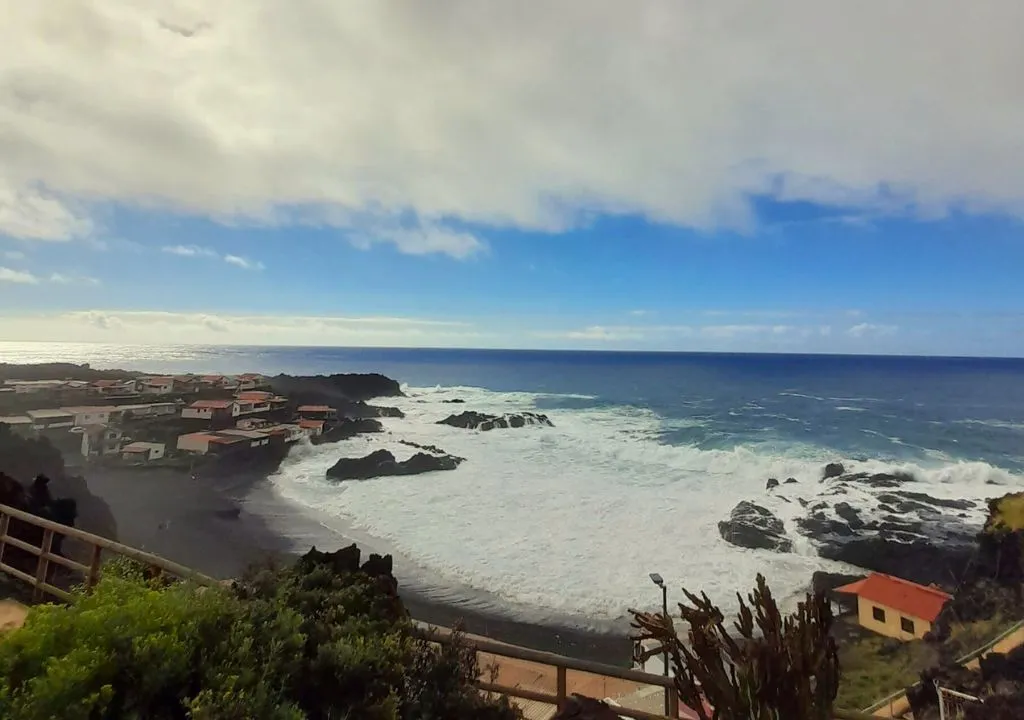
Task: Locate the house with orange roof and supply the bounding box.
[835,572,951,640]
[182,399,239,421]
[297,405,338,420]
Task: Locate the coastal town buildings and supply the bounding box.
[139,377,175,394]
[297,405,338,421]
[25,409,74,430]
[835,572,951,640]
[89,379,139,396]
[121,441,167,462]
[182,399,239,422]
[80,426,125,458]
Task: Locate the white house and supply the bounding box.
[90,379,138,396]
[139,377,175,394]
[80,426,124,457]
[118,402,177,418]
[6,380,67,394]
[217,428,272,448]
[121,441,166,462]
[182,399,238,420]
[26,409,75,429]
[61,405,120,427]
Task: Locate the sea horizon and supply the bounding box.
[2,341,1023,628]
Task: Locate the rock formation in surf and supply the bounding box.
[437,411,554,431]
[326,449,464,481]
[717,501,793,552]
[313,418,384,445]
[718,466,986,589]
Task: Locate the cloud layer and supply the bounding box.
[3,1,1024,256]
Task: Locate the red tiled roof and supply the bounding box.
[190,400,236,409]
[297,405,334,413]
[298,419,325,429]
[835,573,951,622]
[236,391,273,401]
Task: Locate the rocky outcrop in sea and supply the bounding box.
[326,449,464,481]
[718,463,989,589]
[437,411,554,431]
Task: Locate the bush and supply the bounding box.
[0,549,520,720]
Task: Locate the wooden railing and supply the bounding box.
[0,502,877,720]
[0,502,217,602]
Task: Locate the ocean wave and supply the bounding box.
[779,392,826,401]
[957,419,1024,432]
[834,406,867,412]
[268,384,1024,624]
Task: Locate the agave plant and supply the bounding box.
[630,573,840,720]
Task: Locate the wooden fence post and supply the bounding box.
[668,686,679,718]
[556,666,567,704]
[0,511,8,566]
[86,544,103,590]
[32,528,54,602]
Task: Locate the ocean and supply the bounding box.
[3,342,1024,629]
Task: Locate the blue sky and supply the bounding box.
[2,1,1024,355]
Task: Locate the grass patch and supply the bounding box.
[986,492,1024,532]
[836,634,934,711]
[835,616,1015,711]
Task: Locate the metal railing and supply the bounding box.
[0,502,877,719]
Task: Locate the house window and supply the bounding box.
[900,617,915,634]
[871,606,886,623]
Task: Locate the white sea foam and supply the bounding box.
[269,384,1022,627]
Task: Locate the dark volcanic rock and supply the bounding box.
[784,477,799,484]
[818,538,972,590]
[326,449,463,481]
[398,440,452,456]
[270,372,403,402]
[438,411,554,431]
[796,512,855,538]
[718,501,792,552]
[822,462,845,480]
[313,418,384,445]
[214,507,241,520]
[766,477,779,491]
[834,501,866,530]
[812,571,866,596]
[441,399,466,404]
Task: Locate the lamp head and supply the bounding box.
[649,572,664,587]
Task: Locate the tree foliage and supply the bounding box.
[0,552,520,720]
[631,573,839,720]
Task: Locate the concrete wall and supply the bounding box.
[176,434,211,453]
[856,598,930,640]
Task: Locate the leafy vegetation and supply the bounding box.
[631,573,839,719]
[986,491,1024,532]
[0,551,520,720]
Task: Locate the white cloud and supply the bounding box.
[0,310,484,346]
[48,272,101,286]
[222,254,264,271]
[163,244,263,270]
[161,244,217,257]
[847,322,898,338]
[2,1,1023,255]
[0,266,39,284]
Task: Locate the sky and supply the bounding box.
[2,1,1024,355]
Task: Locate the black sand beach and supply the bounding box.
[77,468,634,666]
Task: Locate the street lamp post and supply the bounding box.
[649,573,670,717]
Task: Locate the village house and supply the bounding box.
[117,402,178,419]
[61,405,122,427]
[182,399,238,422]
[25,409,75,430]
[835,572,952,641]
[296,405,338,421]
[298,419,325,437]
[121,441,166,462]
[0,415,32,435]
[199,374,227,388]
[176,431,248,455]
[89,379,139,396]
[216,428,273,448]
[4,379,69,395]
[80,426,125,458]
[139,377,175,395]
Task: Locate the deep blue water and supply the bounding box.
[5,343,1024,473]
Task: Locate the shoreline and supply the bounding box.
[75,466,635,666]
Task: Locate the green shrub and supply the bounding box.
[0,554,520,720]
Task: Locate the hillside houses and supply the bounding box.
[0,369,353,469]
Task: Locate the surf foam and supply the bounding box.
[269,384,1020,626]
